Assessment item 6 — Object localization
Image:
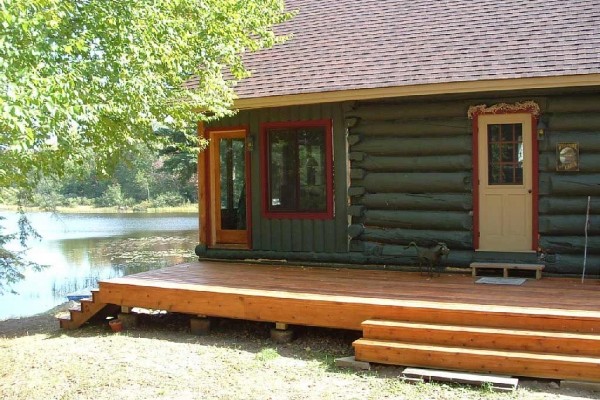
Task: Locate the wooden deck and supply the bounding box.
[95,261,600,325]
[62,261,600,382]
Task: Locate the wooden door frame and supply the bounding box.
[472,112,539,251]
[198,123,252,249]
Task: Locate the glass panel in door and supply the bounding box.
[209,130,249,247]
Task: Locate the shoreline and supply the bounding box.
[0,204,198,214]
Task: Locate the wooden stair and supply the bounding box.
[59,289,120,330]
[354,313,600,382]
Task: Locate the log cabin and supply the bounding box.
[61,0,600,383]
[192,0,600,276]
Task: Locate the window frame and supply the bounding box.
[260,119,334,220]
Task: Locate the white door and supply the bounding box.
[478,113,533,251]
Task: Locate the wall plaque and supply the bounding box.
[556,143,579,171]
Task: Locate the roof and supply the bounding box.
[190,0,600,106]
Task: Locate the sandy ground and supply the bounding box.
[0,304,598,400]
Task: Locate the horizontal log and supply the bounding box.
[350,168,366,180]
[348,186,366,197]
[539,153,600,173]
[350,118,469,137]
[540,132,600,152]
[361,243,552,268]
[538,129,600,153]
[348,205,365,217]
[539,235,600,255]
[539,196,600,215]
[539,173,600,196]
[359,193,472,211]
[347,102,468,120]
[347,135,361,146]
[542,253,600,275]
[349,152,365,161]
[539,215,600,235]
[351,136,471,156]
[349,239,365,252]
[354,154,472,172]
[345,117,360,128]
[359,227,472,249]
[360,172,472,193]
[363,243,475,266]
[348,224,365,239]
[548,113,600,132]
[364,210,472,231]
[546,95,600,114]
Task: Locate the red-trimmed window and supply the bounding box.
[261,120,333,219]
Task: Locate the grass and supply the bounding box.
[0,307,593,400]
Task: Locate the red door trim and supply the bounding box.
[531,115,540,251]
[472,117,480,249]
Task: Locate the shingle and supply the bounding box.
[189,0,600,98]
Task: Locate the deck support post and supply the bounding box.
[190,316,211,335]
[270,322,294,343]
[117,306,138,329]
[117,311,139,329]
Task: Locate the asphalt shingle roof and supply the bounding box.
[192,0,600,99]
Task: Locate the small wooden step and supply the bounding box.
[353,339,600,382]
[361,320,600,357]
[59,299,119,330]
[470,262,544,280]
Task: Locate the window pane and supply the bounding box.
[219,138,246,230]
[487,123,523,185]
[267,125,328,213]
[298,128,326,212]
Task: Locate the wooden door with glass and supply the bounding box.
[477,114,533,251]
[207,129,250,248]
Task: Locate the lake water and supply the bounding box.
[0,211,198,320]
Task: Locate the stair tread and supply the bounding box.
[470,262,544,269]
[353,339,600,363]
[362,319,600,339]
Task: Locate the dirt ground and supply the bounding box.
[0,304,598,400]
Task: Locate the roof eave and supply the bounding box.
[233,74,600,110]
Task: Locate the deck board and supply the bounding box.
[104,261,600,309]
[97,261,600,331]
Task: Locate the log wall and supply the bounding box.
[347,91,600,275]
[347,98,475,270]
[200,90,600,275]
[538,93,600,274]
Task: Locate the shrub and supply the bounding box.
[150,192,185,207]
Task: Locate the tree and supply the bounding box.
[156,127,199,201]
[0,0,291,292]
[1,0,290,187]
[0,213,43,294]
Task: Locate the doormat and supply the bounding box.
[475,277,527,286]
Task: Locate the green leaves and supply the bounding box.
[1,0,291,189]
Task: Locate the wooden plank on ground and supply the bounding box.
[401,367,518,391]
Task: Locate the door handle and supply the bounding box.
[528,189,532,194]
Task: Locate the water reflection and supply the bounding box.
[0,211,198,320]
